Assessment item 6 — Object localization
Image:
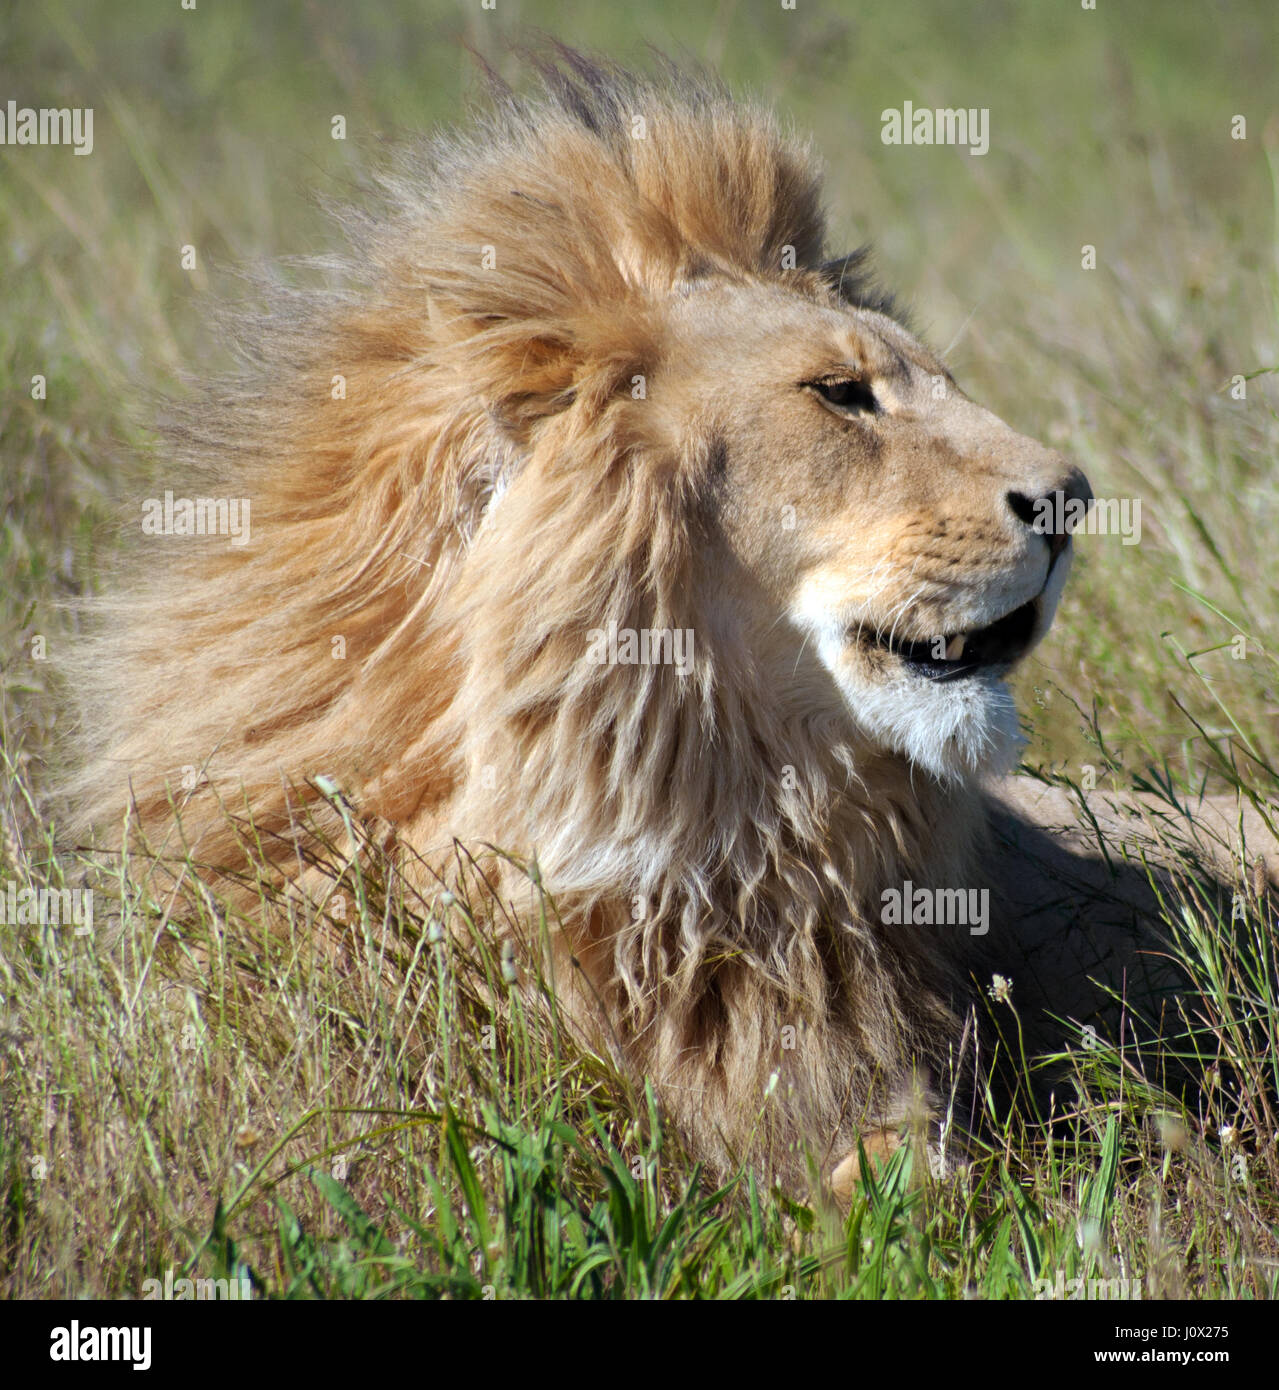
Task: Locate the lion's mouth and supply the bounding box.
[863,598,1040,682]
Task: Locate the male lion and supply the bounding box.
[74,50,1271,1195]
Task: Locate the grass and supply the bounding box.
[4,801,1277,1299]
[2,0,1278,1299]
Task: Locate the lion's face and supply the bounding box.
[646,278,1090,780]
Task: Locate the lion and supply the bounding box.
[71,49,1274,1197]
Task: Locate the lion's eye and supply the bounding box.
[813,377,879,414]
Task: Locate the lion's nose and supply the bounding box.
[1005,468,1092,559]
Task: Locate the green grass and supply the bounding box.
[2,0,1278,1299]
[4,801,1277,1299]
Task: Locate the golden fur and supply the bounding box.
[77,51,1114,1187]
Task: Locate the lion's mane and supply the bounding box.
[75,50,982,1179]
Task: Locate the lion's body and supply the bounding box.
[73,52,1269,1188]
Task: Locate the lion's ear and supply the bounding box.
[817,247,904,322]
[480,332,580,440]
[426,292,580,442]
[817,248,877,302]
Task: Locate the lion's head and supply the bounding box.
[658,279,1089,783]
[75,49,1090,1180]
[628,275,1090,782]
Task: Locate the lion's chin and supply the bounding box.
[794,626,1028,782]
[843,666,1025,783]
[795,549,1072,782]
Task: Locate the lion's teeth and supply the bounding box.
[945,634,966,660]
